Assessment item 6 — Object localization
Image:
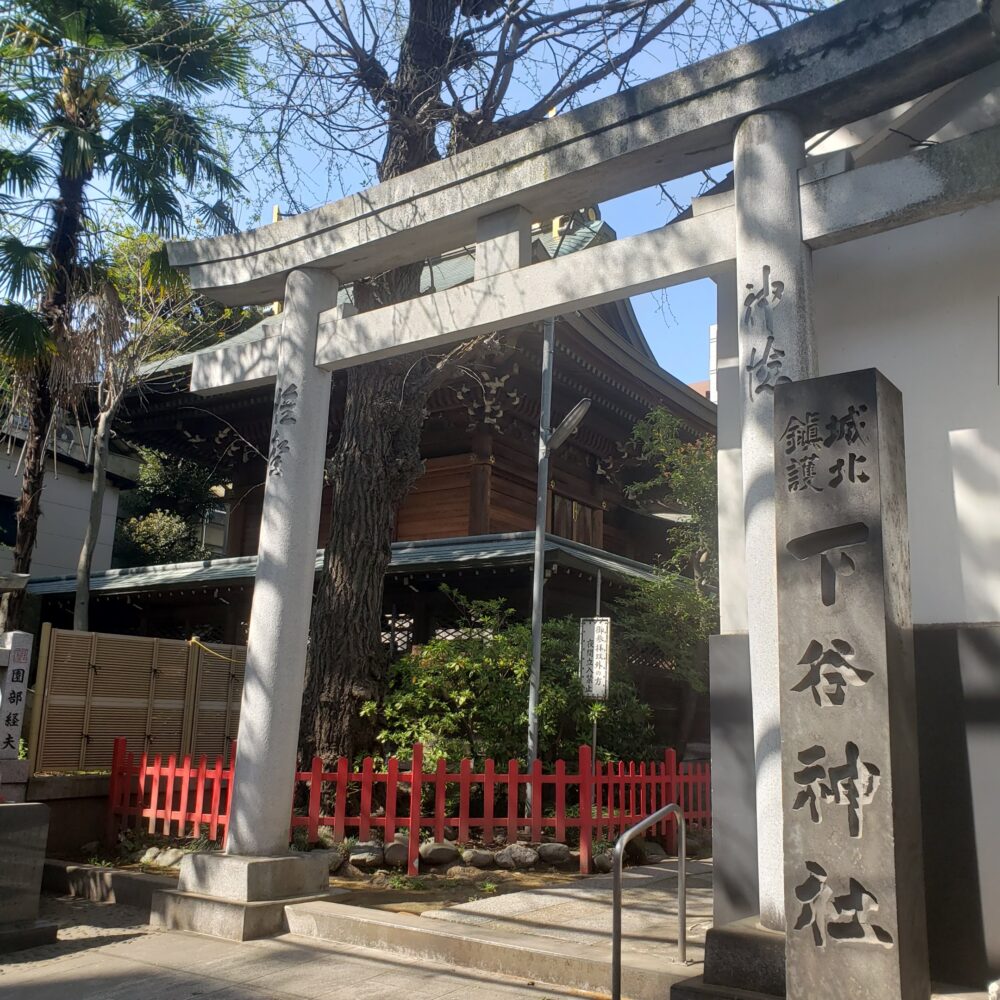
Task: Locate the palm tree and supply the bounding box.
[0,0,247,628]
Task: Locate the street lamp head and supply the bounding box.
[549,397,591,451]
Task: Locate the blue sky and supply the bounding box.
[226,6,820,388]
[601,187,718,386]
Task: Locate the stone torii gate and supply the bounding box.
[155,0,1000,985]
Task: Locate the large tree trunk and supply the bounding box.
[73,408,113,631]
[0,153,87,631]
[299,359,430,764]
[298,0,463,764]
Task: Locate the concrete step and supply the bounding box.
[285,899,697,1000]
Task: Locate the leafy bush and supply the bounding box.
[367,592,655,769]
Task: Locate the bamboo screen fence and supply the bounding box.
[30,624,245,773]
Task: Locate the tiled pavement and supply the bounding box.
[0,895,597,1000]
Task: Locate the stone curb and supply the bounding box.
[285,899,695,1000]
[42,859,177,915]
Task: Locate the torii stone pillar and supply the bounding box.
[152,268,340,940]
[225,267,337,856]
[734,111,817,931]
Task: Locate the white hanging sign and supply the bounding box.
[579,617,611,701]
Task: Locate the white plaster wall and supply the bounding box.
[813,200,1000,626]
[0,455,120,578]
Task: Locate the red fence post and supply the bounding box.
[664,748,678,854]
[307,756,323,844]
[385,757,399,847]
[433,757,447,843]
[506,759,519,843]
[178,754,193,839]
[554,759,566,844]
[407,743,423,875]
[147,755,162,835]
[163,755,177,837]
[208,754,223,842]
[193,755,207,838]
[105,738,125,848]
[530,759,543,842]
[578,744,592,874]
[359,757,374,841]
[333,757,348,842]
[483,758,495,845]
[458,759,471,844]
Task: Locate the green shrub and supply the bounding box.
[367,592,656,770]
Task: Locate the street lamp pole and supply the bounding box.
[526,317,591,813]
[526,316,555,783]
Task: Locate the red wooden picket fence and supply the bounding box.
[107,738,711,874]
[106,737,237,847]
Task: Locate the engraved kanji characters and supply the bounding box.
[829,453,869,487]
[792,742,881,838]
[782,412,822,454]
[792,639,874,707]
[794,863,894,950]
[786,522,870,607]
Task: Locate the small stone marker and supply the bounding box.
[774,370,929,1000]
[0,632,33,760]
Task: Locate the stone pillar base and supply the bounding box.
[0,759,31,803]
[0,918,58,953]
[671,916,785,999]
[150,851,343,942]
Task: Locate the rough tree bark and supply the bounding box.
[0,163,84,632]
[297,0,475,764]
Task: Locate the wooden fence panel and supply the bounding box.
[34,627,246,774]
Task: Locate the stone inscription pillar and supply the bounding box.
[0,632,33,760]
[226,268,337,857]
[735,110,817,929]
[774,369,929,1000]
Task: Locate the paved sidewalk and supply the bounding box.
[0,895,598,1000]
[425,860,713,964]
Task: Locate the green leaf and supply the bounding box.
[0,237,49,299]
[0,93,38,131]
[0,150,48,196]
[0,303,54,363]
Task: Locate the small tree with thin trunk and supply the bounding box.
[71,233,249,629]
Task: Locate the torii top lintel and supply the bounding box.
[167,0,1000,306]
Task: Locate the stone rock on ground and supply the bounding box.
[154,847,186,868]
[80,840,100,855]
[593,852,613,874]
[461,848,495,869]
[349,842,384,868]
[139,847,161,864]
[495,844,538,870]
[384,841,409,867]
[536,842,571,865]
[328,849,345,873]
[418,841,459,865]
[628,838,667,864]
[444,865,485,881]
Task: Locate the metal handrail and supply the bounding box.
[611,803,687,1000]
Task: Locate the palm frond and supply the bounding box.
[137,6,248,96]
[0,302,54,364]
[109,98,241,196]
[0,93,38,131]
[0,237,50,299]
[141,244,186,293]
[48,121,107,178]
[0,149,48,196]
[192,197,238,235]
